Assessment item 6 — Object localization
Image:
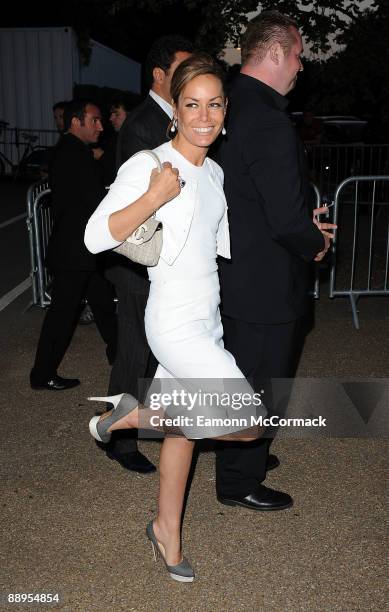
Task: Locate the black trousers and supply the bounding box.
[215,316,298,498]
[105,263,157,455]
[31,269,117,383]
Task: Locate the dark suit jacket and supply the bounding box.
[218,74,324,324]
[116,94,170,168]
[46,133,106,271]
[99,132,118,186]
[113,94,171,292]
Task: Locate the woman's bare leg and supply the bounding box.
[152,437,195,565]
[95,403,260,566]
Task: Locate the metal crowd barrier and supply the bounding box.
[27,178,323,309]
[311,182,321,299]
[27,175,389,327]
[329,176,389,329]
[26,179,52,307]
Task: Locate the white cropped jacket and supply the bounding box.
[84,140,231,265]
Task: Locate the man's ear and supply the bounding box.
[70,116,81,130]
[269,43,281,65]
[152,66,165,84]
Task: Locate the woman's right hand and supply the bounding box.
[147,162,181,209]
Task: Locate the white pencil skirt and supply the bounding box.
[144,272,266,438]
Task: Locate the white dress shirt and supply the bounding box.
[148,90,173,120]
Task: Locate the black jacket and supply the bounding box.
[116,95,170,168]
[113,95,171,291]
[218,74,324,324]
[46,133,106,271]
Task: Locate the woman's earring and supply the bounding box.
[171,118,177,133]
[222,126,226,136]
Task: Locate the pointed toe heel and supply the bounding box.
[89,415,105,442]
[146,521,194,583]
[88,393,139,444]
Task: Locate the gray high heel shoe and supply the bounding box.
[88,393,139,443]
[146,521,194,583]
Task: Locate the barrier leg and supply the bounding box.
[349,294,360,330]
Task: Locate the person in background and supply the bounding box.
[30,99,117,391]
[109,96,130,133]
[35,100,68,177]
[98,96,132,186]
[101,35,193,474]
[52,98,96,325]
[53,101,68,134]
[216,11,335,512]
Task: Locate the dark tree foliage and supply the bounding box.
[325,1,389,117]
[108,0,370,57]
[282,1,387,118]
[3,1,370,60]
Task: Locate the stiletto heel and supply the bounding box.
[150,541,157,562]
[146,521,194,583]
[88,393,139,443]
[88,394,124,409]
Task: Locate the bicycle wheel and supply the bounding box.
[18,147,52,180]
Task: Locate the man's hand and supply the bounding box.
[313,205,330,218]
[314,232,331,262]
[313,205,337,262]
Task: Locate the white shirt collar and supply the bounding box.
[149,89,173,120]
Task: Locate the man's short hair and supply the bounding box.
[63,99,97,131]
[52,100,68,112]
[241,10,298,65]
[145,35,194,87]
[109,95,132,113]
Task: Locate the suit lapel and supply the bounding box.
[145,95,171,124]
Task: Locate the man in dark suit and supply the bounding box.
[103,35,193,473]
[216,11,332,510]
[30,99,117,390]
[96,95,135,187]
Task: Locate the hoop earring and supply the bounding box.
[171,118,177,133]
[222,126,226,136]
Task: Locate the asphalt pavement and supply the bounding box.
[0,179,388,611]
[0,179,31,300]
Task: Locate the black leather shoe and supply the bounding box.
[78,304,94,325]
[106,450,156,474]
[217,484,293,511]
[30,375,80,391]
[266,454,280,471]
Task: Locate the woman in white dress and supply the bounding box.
[84,54,265,582]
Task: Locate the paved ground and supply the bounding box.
[1,285,388,611]
[0,179,30,297]
[0,176,388,611]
